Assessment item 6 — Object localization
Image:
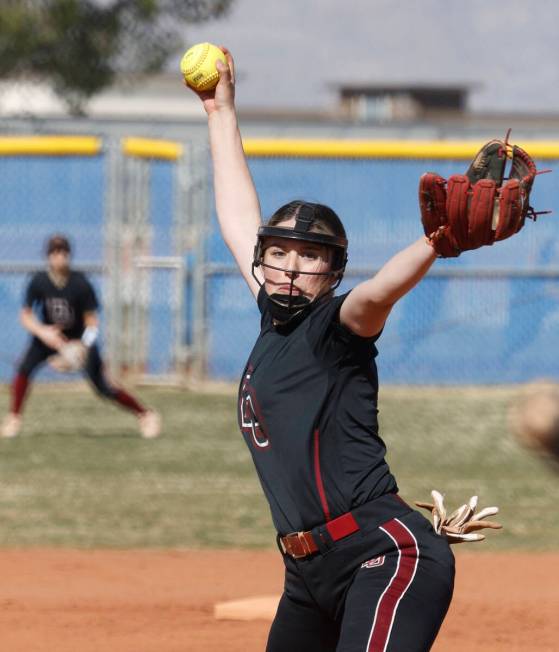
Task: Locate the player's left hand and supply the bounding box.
[415,490,502,543]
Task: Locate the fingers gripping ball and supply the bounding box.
[180,42,226,91]
[508,381,559,459]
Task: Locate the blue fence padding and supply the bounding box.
[145,268,175,375]
[207,158,558,271]
[206,156,559,383]
[206,272,559,383]
[207,275,261,379]
[0,154,105,383]
[1,153,557,385]
[0,156,105,260]
[149,160,175,257]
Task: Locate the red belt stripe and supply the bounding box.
[367,518,419,652]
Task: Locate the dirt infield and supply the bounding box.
[1,549,557,651]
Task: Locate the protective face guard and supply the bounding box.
[251,207,348,324]
[252,258,343,323]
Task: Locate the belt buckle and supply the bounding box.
[281,531,311,559]
[296,531,312,557]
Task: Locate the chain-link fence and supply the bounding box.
[0,135,209,384]
[103,138,209,382]
[0,142,104,380]
[206,150,559,383]
[0,137,557,385]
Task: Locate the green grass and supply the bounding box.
[0,383,556,550]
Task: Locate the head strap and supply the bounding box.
[294,203,315,233]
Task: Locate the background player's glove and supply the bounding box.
[415,490,502,543]
[419,132,542,257]
[48,340,87,373]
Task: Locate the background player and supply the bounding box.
[1,234,161,439]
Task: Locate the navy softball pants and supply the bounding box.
[18,338,119,399]
[267,500,455,652]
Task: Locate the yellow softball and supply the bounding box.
[180,42,227,92]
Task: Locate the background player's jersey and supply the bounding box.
[237,288,397,536]
[24,271,98,340]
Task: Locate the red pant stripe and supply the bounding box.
[367,518,419,652]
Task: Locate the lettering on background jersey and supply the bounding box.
[45,298,75,329]
[239,367,270,449]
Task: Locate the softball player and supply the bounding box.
[189,50,457,651]
[1,234,161,439]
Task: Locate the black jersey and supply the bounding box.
[238,288,398,536]
[23,270,99,340]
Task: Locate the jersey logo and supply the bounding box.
[361,556,385,569]
[239,368,270,449]
[46,298,75,329]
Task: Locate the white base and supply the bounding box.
[214,594,281,621]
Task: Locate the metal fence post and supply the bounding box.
[104,137,124,377]
[174,137,211,380]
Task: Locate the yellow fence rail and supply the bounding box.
[121,137,183,160]
[0,136,102,156]
[1,135,559,160]
[242,139,559,159]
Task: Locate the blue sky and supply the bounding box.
[183,0,559,114]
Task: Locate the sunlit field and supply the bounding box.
[0,383,556,550]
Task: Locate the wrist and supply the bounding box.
[423,229,446,259]
[424,236,438,256]
[208,105,237,125]
[81,326,98,347]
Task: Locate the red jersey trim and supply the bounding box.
[313,428,332,521]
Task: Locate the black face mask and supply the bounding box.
[267,292,311,324]
[253,254,342,325]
